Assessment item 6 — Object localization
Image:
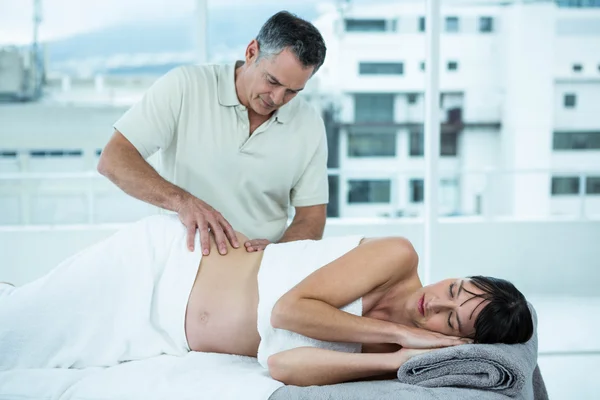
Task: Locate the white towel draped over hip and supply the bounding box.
[0,215,202,370]
[256,235,365,369]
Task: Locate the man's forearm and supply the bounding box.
[98,145,189,213]
[278,216,324,243]
[268,347,398,386]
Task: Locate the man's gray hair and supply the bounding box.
[255,11,327,74]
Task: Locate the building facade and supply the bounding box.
[314,0,600,218]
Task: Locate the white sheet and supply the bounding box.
[0,352,284,400]
[0,215,200,370]
[256,236,364,369]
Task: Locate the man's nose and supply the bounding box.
[271,87,286,106]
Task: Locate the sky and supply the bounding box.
[0,0,390,45]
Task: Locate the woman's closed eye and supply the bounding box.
[448,283,458,332]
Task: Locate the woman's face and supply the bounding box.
[409,278,489,338]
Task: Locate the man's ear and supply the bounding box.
[245,39,260,65]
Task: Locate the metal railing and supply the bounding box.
[0,167,599,226]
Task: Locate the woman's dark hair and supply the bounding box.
[256,11,327,74]
[467,276,534,345]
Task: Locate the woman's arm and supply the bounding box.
[271,238,415,345]
[271,238,467,348]
[267,347,433,386]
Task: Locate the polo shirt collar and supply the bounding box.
[217,61,242,107]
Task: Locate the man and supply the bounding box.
[0,215,534,387]
[97,11,329,256]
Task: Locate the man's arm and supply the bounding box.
[278,204,326,242]
[98,131,238,254]
[244,205,326,251]
[97,130,189,212]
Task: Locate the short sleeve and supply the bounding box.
[290,123,329,207]
[113,67,186,159]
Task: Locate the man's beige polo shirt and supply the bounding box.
[113,63,328,242]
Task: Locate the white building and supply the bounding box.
[314,0,600,219]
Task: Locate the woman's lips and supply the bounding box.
[418,294,425,316]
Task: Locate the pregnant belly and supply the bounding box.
[185,242,263,357]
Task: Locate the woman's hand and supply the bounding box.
[396,325,472,349]
[390,347,437,369]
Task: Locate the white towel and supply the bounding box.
[0,215,201,370]
[256,236,365,369]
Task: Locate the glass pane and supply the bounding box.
[345,19,386,32]
[348,180,391,203]
[347,132,396,157]
[445,16,459,32]
[359,62,404,75]
[551,177,580,195]
[354,94,395,123]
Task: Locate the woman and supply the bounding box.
[0,215,533,386]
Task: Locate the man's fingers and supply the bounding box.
[244,239,270,252]
[199,224,211,256]
[186,223,197,251]
[208,220,229,255]
[220,218,239,248]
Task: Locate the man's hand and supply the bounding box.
[177,194,239,255]
[396,325,472,349]
[245,239,271,252]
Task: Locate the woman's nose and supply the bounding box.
[430,299,454,313]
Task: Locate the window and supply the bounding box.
[0,151,17,158]
[445,17,459,33]
[587,177,600,195]
[420,61,426,71]
[409,130,424,156]
[409,130,459,156]
[348,180,391,203]
[345,19,386,32]
[347,131,396,157]
[407,93,418,104]
[557,0,600,8]
[441,132,458,156]
[419,16,426,32]
[29,149,83,157]
[359,62,404,75]
[479,17,493,33]
[327,175,340,217]
[573,64,583,72]
[551,177,579,195]
[564,94,576,108]
[410,179,424,203]
[354,93,395,123]
[447,61,459,71]
[553,131,600,150]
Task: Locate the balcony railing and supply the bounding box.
[0,168,598,226]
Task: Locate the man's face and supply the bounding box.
[409,278,489,338]
[244,40,314,116]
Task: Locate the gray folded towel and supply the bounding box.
[397,304,545,399]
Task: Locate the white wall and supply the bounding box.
[554,83,600,131]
